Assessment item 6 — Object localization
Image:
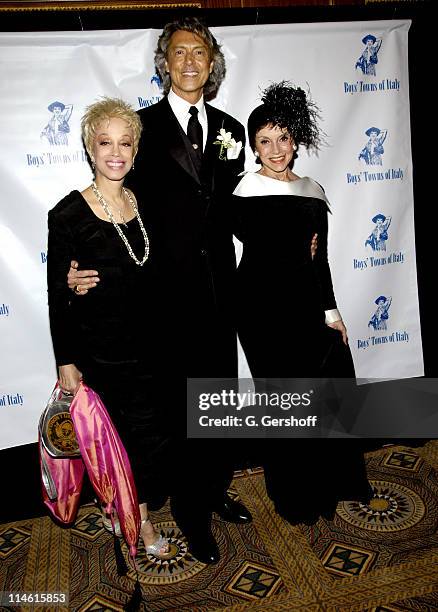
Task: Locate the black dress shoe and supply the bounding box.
[170,497,220,564]
[186,531,220,565]
[214,495,252,524]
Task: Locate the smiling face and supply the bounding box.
[165,29,213,103]
[255,124,295,178]
[92,117,135,183]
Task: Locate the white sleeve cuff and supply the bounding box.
[325,308,341,324]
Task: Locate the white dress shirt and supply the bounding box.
[167,89,208,151]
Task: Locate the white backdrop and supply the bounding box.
[0,20,422,449]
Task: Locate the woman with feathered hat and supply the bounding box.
[233,82,372,524]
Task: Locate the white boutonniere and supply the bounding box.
[213,127,243,161]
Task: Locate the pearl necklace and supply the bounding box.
[91,181,150,266]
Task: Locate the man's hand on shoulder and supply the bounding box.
[67,260,99,295]
[311,233,318,260]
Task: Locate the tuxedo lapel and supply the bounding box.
[160,98,201,185]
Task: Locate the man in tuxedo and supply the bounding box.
[69,17,251,564]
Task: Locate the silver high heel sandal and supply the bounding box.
[141,518,169,557]
[100,503,122,537]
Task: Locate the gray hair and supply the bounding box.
[154,17,226,100]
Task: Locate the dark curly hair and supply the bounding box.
[248,81,323,154]
[154,17,226,100]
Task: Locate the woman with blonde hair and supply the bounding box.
[47,97,169,557]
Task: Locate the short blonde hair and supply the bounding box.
[81,97,142,156]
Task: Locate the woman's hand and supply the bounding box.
[68,260,99,295]
[328,319,348,345]
[310,233,318,260]
[58,364,82,394]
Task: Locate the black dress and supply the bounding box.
[234,173,371,523]
[47,190,169,504]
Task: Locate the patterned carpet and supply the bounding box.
[1,441,437,611]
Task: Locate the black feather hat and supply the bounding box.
[247,81,322,152]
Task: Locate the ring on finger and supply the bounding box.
[74,284,81,295]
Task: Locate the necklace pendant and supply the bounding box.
[91,181,150,266]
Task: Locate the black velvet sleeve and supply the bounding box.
[219,118,245,239]
[229,194,245,243]
[47,198,79,367]
[313,201,337,311]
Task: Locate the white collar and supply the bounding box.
[233,172,330,205]
[167,89,206,123]
[167,89,207,149]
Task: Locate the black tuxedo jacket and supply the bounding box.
[131,97,245,378]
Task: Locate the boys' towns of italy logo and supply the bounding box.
[355,34,383,76]
[359,127,387,166]
[27,100,87,167]
[368,295,392,331]
[40,101,73,146]
[138,73,163,109]
[357,296,408,350]
[344,35,400,96]
[150,73,161,88]
[365,213,391,252]
[353,214,404,271]
[346,128,402,186]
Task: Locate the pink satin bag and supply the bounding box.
[71,382,140,557]
[39,433,85,524]
[39,382,140,557]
